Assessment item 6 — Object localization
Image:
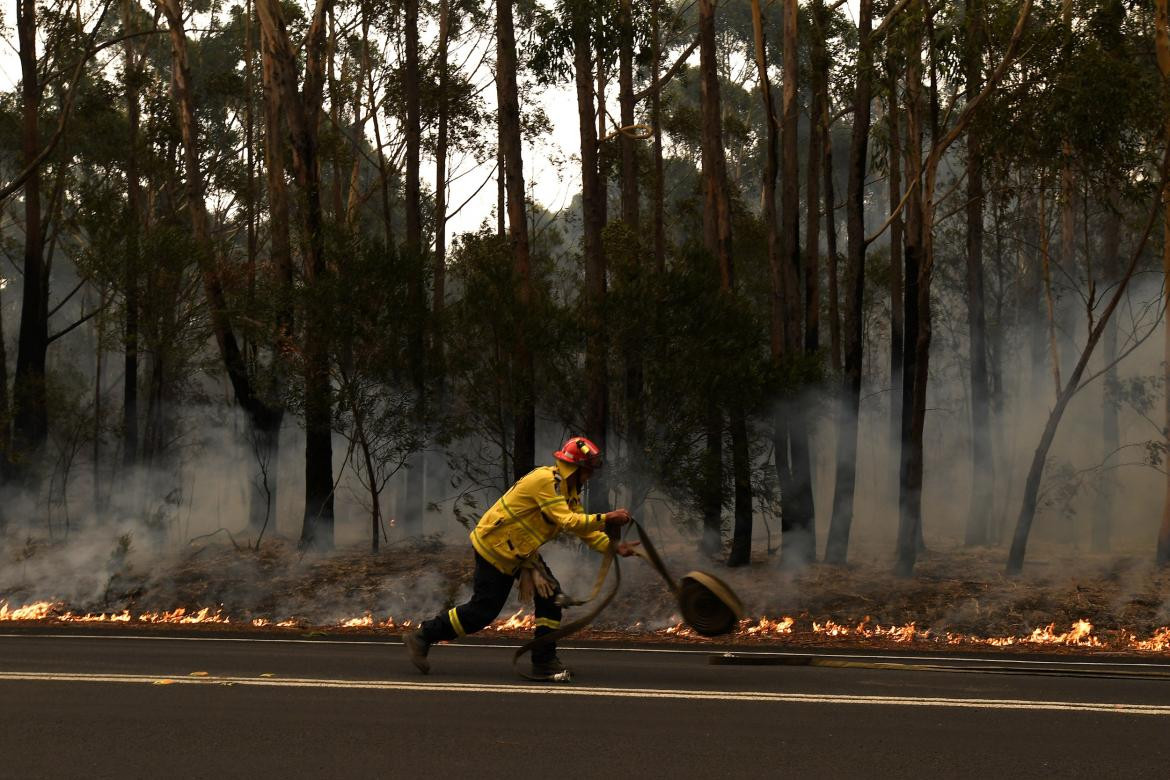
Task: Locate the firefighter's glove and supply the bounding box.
[519,565,556,601]
[531,566,556,599]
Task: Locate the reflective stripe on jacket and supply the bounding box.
[470,459,610,575]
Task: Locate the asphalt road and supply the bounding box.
[1,630,1169,779]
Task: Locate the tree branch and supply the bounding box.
[633,35,699,102]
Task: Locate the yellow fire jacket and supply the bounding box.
[470,459,611,575]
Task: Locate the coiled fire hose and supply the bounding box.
[513,519,745,677]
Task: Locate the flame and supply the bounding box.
[490,609,535,631]
[1,599,1167,653]
[658,615,1170,653]
[745,616,796,635]
[0,601,54,621]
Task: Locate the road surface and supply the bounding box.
[1,629,1168,778]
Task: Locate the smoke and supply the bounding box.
[2,264,1168,633]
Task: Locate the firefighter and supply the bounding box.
[405,436,639,680]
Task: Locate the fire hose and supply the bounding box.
[513,519,744,679]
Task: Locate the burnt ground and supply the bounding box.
[2,534,1170,655]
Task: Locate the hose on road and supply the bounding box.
[513,520,744,677]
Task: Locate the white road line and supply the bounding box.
[0,670,1167,715]
[1,632,1168,671]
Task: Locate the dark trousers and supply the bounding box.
[420,551,563,664]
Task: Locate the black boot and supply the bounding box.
[405,630,431,674]
[530,656,573,681]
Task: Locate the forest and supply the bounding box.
[2,0,1170,587]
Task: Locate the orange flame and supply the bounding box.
[2,599,1167,653]
[490,609,535,631]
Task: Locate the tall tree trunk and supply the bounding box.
[895,1,925,576]
[619,0,638,232]
[365,50,394,248]
[13,0,49,464]
[574,6,608,510]
[698,0,738,557]
[255,0,294,537]
[433,0,450,367]
[1039,187,1063,400]
[751,0,782,370]
[327,11,342,220]
[1094,201,1121,552]
[1006,182,1157,573]
[1157,0,1170,566]
[256,0,334,548]
[164,0,285,537]
[824,0,872,566]
[722,1,752,567]
[402,0,426,535]
[886,53,905,462]
[903,0,1032,575]
[497,0,534,480]
[823,101,841,374]
[651,0,665,274]
[777,0,815,565]
[0,266,8,496]
[964,0,992,547]
[162,0,286,456]
[122,0,141,470]
[619,0,644,508]
[497,122,506,238]
[751,0,784,566]
[805,0,828,356]
[93,288,105,517]
[597,62,608,229]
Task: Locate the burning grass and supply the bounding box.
[2,535,1169,656]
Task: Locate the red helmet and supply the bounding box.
[554,436,603,469]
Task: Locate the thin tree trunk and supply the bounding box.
[401,0,426,536]
[900,0,1032,575]
[13,0,49,462]
[1094,201,1121,552]
[619,0,637,232]
[1156,0,1170,566]
[364,56,394,248]
[619,0,644,506]
[1007,169,1162,573]
[887,52,905,460]
[651,0,665,274]
[751,0,782,367]
[574,5,608,510]
[256,0,294,538]
[805,0,827,356]
[824,0,872,566]
[434,0,450,358]
[93,288,104,516]
[0,263,8,497]
[256,0,334,548]
[597,61,608,229]
[161,0,283,440]
[122,0,141,470]
[964,0,992,547]
[699,0,738,557]
[497,122,506,238]
[823,100,841,374]
[777,0,814,565]
[895,1,925,576]
[497,0,534,480]
[1039,187,1063,400]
